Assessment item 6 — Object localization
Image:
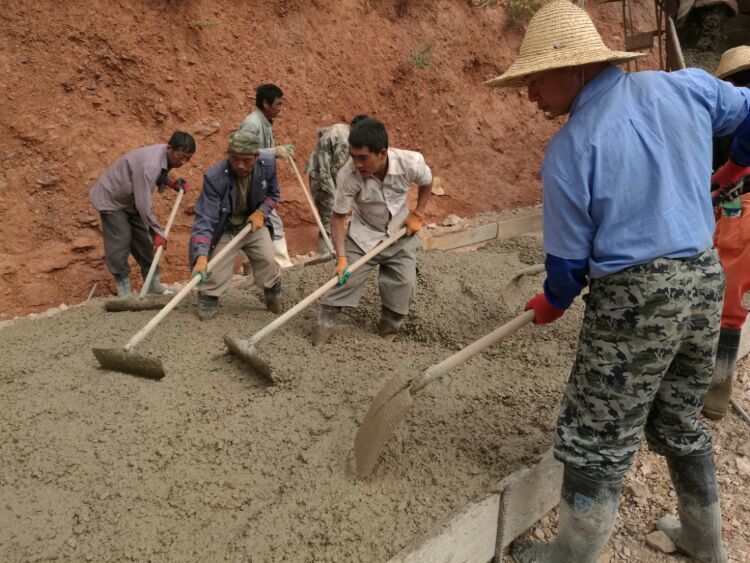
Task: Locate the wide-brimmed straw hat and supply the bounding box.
[715,45,750,80]
[485,0,644,88]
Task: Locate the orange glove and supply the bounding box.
[405,211,424,236]
[335,256,350,286]
[192,255,210,283]
[246,209,266,232]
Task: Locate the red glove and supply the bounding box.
[525,293,565,325]
[152,232,167,252]
[711,160,750,201]
[166,177,190,194]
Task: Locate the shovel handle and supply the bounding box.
[285,156,335,256]
[126,222,255,351]
[248,228,408,346]
[411,309,535,393]
[139,188,185,298]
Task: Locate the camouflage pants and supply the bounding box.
[554,249,725,478]
[309,176,334,234]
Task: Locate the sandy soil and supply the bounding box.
[1,234,588,562]
[0,0,658,317]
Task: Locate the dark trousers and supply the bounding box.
[100,210,155,276]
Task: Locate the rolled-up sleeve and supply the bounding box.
[190,175,221,265]
[332,171,360,215]
[408,153,432,186]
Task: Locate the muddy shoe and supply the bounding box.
[197,293,219,321]
[377,306,405,341]
[264,281,282,314]
[114,274,131,298]
[146,269,174,295]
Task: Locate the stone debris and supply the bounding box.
[442,214,462,227]
[736,456,750,477]
[645,530,675,554]
[192,118,220,137]
[37,174,59,186]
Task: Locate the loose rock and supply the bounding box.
[646,530,676,553]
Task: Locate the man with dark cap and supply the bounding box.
[189,130,282,320]
[90,131,195,297]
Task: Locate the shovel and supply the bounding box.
[224,228,408,381]
[104,188,185,312]
[354,309,535,478]
[93,222,256,379]
[285,155,335,261]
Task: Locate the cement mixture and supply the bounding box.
[0,234,585,562]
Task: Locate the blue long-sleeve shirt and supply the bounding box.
[542,66,750,308]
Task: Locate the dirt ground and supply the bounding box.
[0,0,658,318]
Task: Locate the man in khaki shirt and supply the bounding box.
[314,117,432,345]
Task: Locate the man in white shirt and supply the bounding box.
[314,117,433,345]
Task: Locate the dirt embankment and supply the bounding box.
[0,0,656,318]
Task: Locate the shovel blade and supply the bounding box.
[92,347,165,379]
[103,295,171,313]
[223,335,274,383]
[354,372,414,478]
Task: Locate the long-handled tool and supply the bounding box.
[354,309,535,478]
[224,228,408,381]
[93,223,256,379]
[104,188,185,312]
[285,155,335,258]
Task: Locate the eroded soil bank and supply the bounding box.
[0,234,586,562]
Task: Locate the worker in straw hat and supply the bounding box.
[703,45,750,422]
[485,2,750,562]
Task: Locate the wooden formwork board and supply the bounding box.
[388,451,563,563]
[421,211,542,252]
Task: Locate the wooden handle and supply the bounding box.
[286,156,335,256]
[248,228,408,345]
[126,222,255,350]
[139,189,185,298]
[411,309,535,393]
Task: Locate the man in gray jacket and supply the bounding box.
[90,131,195,297]
[189,130,282,320]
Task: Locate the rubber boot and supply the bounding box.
[264,280,282,314]
[197,293,219,321]
[702,327,740,420]
[313,305,339,346]
[513,465,623,563]
[114,274,131,298]
[377,306,405,341]
[273,236,294,268]
[142,267,174,295]
[657,452,727,563]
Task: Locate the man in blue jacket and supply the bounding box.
[486,2,750,562]
[189,130,282,320]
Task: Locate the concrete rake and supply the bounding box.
[354,309,535,478]
[93,223,255,379]
[224,228,408,382]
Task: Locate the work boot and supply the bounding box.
[657,452,727,563]
[264,280,282,314]
[513,465,623,563]
[114,274,131,298]
[313,305,339,346]
[702,327,740,420]
[377,306,406,341]
[197,293,219,321]
[142,267,174,295]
